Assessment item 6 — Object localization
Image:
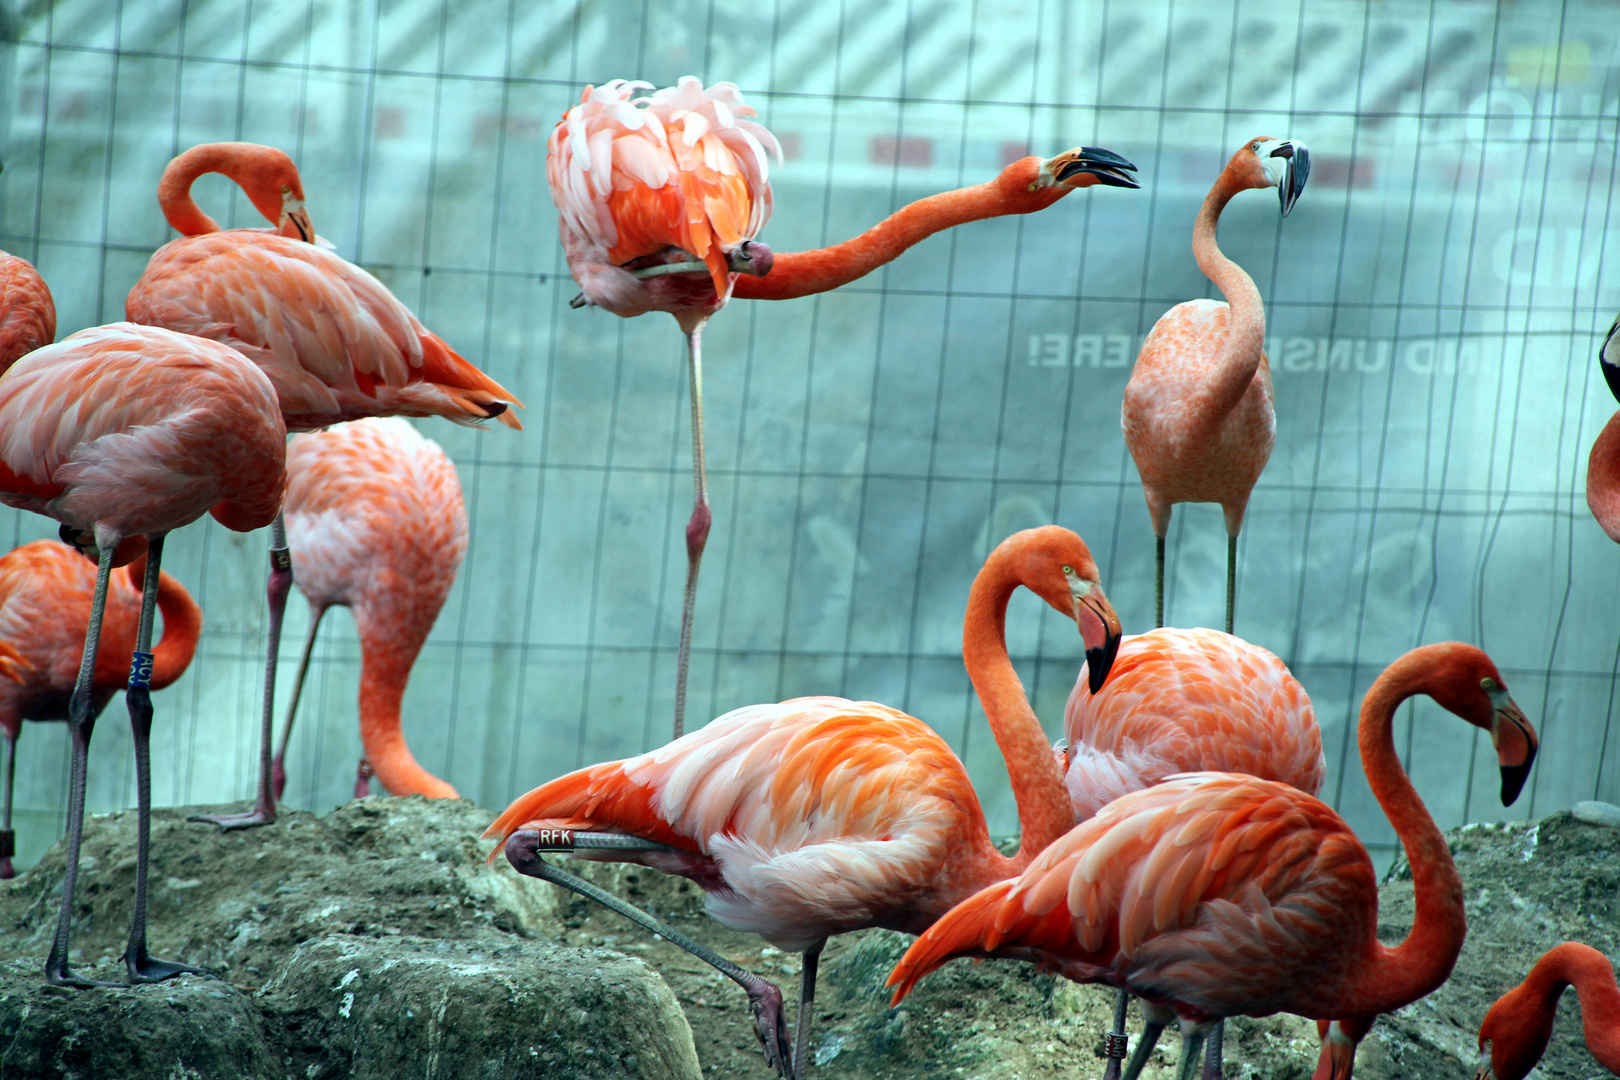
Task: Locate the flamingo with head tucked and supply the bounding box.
[484,525,1122,1079]
[1123,137,1309,632]
[0,321,286,986]
[889,643,1538,1080]
[126,141,521,830]
[1476,942,1620,1080]
[552,79,1139,740]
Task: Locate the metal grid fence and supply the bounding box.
[4,0,1618,871]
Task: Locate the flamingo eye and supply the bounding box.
[1061,564,1073,575]
[1480,676,1496,691]
[1251,141,1261,152]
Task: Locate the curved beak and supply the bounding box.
[1600,314,1620,404]
[1473,1046,1494,1080]
[1263,139,1310,217]
[1052,146,1140,189]
[1073,587,1122,693]
[280,206,315,244]
[726,239,773,278]
[1489,690,1537,805]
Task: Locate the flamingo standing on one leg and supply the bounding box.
[0,250,55,373]
[270,417,465,804]
[1476,942,1620,1080]
[125,141,521,830]
[0,321,286,985]
[551,79,1138,740]
[888,642,1539,1080]
[0,540,200,879]
[483,525,1123,1078]
[1057,625,1323,1079]
[1587,314,1620,542]
[1123,137,1310,633]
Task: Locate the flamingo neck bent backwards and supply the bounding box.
[354,603,457,800]
[1189,168,1267,433]
[157,142,311,242]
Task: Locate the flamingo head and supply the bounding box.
[1041,146,1140,191]
[222,143,314,242]
[1475,984,1555,1080]
[57,524,148,569]
[1423,646,1538,805]
[1311,1018,1374,1080]
[1601,313,1620,404]
[1230,137,1311,216]
[1001,525,1122,692]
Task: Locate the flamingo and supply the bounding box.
[888,642,1540,1080]
[0,540,200,880]
[0,321,286,985]
[551,78,1138,740]
[1476,942,1620,1080]
[483,525,1123,1078]
[125,141,521,830]
[1058,625,1323,1078]
[270,417,464,804]
[1123,136,1310,633]
[0,249,55,373]
[1588,313,1620,542]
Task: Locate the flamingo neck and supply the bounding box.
[1190,172,1267,427]
[733,158,1065,301]
[1343,653,1467,1014]
[959,552,1077,884]
[1527,945,1620,1071]
[158,144,244,236]
[147,571,201,689]
[354,607,458,800]
[1587,410,1620,544]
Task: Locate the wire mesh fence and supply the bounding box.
[3,0,1618,871]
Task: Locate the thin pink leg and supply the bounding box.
[0,730,15,880]
[272,605,327,803]
[354,758,373,799]
[672,325,709,741]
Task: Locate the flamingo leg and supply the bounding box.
[1101,988,1131,1080]
[354,757,373,799]
[504,829,791,1077]
[673,324,710,741]
[1224,536,1236,635]
[271,604,327,803]
[193,512,292,830]
[123,534,208,983]
[792,939,826,1078]
[1176,1027,1210,1080]
[1155,536,1166,628]
[1120,1014,1168,1080]
[1202,1019,1224,1080]
[0,729,15,880]
[45,542,120,988]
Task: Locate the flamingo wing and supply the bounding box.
[889,773,1375,1020]
[487,696,980,948]
[0,252,55,375]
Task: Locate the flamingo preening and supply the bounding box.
[1123,137,1309,633]
[888,643,1539,1080]
[550,78,1139,740]
[0,322,286,986]
[484,525,1122,1078]
[0,540,200,880]
[272,417,465,803]
[1476,942,1620,1080]
[1588,313,1620,542]
[126,141,521,830]
[0,250,55,373]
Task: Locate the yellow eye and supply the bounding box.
[1061,564,1073,575]
[1480,677,1496,691]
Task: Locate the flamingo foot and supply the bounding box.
[746,979,792,1078]
[354,758,374,799]
[45,953,118,988]
[189,797,277,832]
[126,945,211,984]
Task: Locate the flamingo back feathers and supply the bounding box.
[0,251,55,375]
[1063,628,1323,819]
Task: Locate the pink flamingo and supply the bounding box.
[1588,314,1620,542]
[0,321,286,985]
[0,250,54,373]
[0,540,200,880]
[552,78,1138,739]
[1123,137,1309,632]
[484,525,1122,1078]
[1058,625,1323,1079]
[1476,942,1619,1080]
[271,417,465,803]
[888,643,1539,1080]
[126,141,521,830]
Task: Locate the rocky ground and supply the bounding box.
[1,796,1616,1079]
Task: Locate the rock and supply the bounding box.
[1572,800,1620,828]
[0,797,701,1080]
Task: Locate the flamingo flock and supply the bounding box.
[0,71,1610,1080]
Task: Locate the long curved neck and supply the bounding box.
[1533,946,1620,1070]
[147,572,201,689]
[158,144,247,236]
[959,557,1077,885]
[1191,173,1267,425]
[353,607,457,799]
[734,159,1066,300]
[1588,410,1620,543]
[1342,657,1467,1014]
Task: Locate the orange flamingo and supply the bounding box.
[271,417,464,803]
[0,250,54,373]
[126,141,520,830]
[1123,137,1309,632]
[1588,314,1620,542]
[484,525,1122,1078]
[0,321,286,986]
[888,642,1539,1080]
[0,540,200,880]
[552,79,1138,740]
[1476,942,1620,1080]
[1059,626,1323,1078]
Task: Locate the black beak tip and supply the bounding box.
[1078,146,1139,171]
[1055,161,1141,189]
[1085,635,1122,694]
[482,401,509,420]
[1499,762,1532,806]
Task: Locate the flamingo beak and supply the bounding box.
[1262,139,1311,217]
[1489,689,1537,805]
[280,205,314,244]
[726,240,773,277]
[1600,314,1620,404]
[1072,586,1122,693]
[1053,146,1140,189]
[1473,1046,1495,1080]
